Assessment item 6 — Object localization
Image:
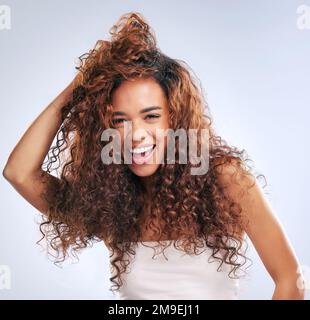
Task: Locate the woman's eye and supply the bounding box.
[112,114,160,126]
[145,114,160,120]
[112,118,126,125]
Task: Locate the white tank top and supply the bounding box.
[109,238,244,300]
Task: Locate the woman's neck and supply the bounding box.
[140,175,154,197]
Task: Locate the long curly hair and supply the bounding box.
[38,12,267,294]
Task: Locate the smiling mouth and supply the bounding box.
[131,144,156,165]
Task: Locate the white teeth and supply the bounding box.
[130,145,154,154]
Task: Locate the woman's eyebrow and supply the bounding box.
[112,106,162,116]
[140,106,162,114]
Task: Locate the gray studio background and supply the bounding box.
[1,0,309,299]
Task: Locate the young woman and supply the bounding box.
[3,12,305,300]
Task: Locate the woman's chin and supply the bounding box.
[128,163,160,177]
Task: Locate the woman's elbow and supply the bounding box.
[272,277,306,300]
[2,164,27,185]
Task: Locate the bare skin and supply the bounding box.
[111,77,170,190]
[3,75,305,300]
[2,74,82,213]
[216,161,305,300]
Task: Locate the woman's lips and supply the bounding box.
[131,144,156,165]
[130,143,154,152]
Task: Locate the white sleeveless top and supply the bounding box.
[109,239,244,300]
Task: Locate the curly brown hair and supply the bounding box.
[38,12,267,295]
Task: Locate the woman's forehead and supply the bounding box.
[111,78,167,110]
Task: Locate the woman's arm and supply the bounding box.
[216,160,305,300]
[2,74,81,214]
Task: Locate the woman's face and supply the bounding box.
[111,77,170,177]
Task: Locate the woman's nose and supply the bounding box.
[131,120,148,142]
[132,128,147,143]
